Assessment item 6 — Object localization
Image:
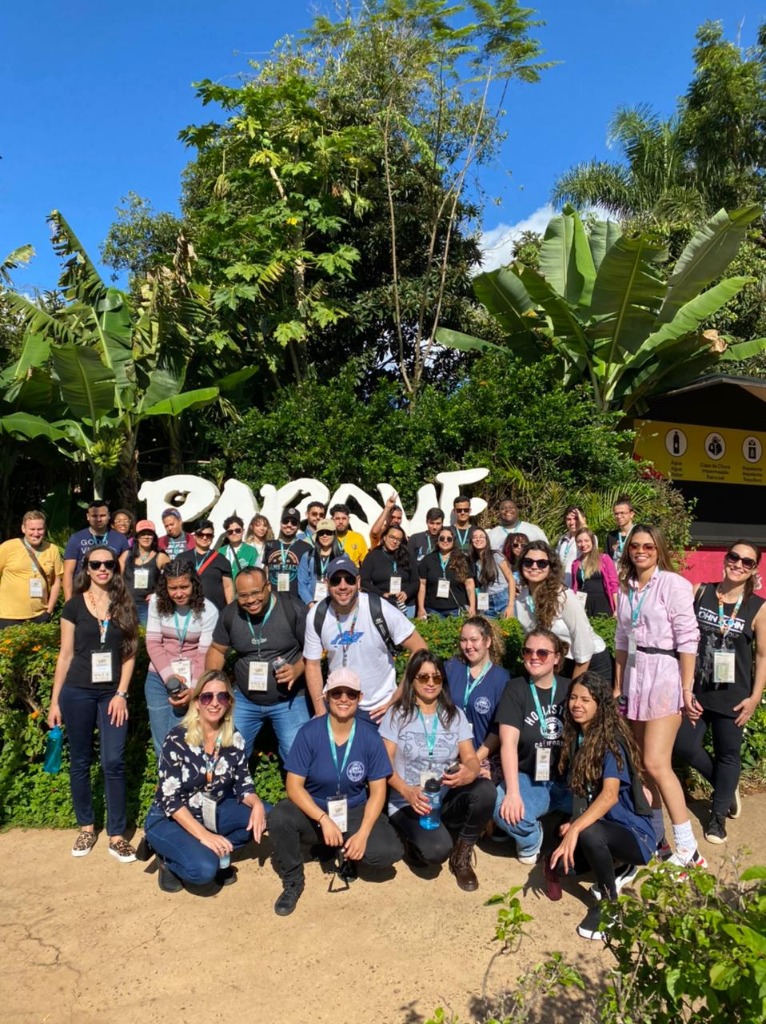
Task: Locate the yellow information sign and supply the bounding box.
[634,419,765,487]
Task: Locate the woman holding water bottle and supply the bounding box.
[380,649,496,891]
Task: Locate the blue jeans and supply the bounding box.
[233,692,310,762]
[58,684,128,836]
[493,774,572,858]
[487,587,510,619]
[145,670,186,759]
[426,607,461,619]
[145,798,253,884]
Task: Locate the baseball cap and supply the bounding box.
[135,520,156,534]
[281,507,301,524]
[323,667,362,694]
[327,556,359,579]
[315,518,336,533]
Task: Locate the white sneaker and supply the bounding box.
[591,863,639,901]
[517,851,539,866]
[668,848,707,878]
[728,786,742,819]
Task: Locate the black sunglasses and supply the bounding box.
[88,559,116,570]
[196,531,214,539]
[327,688,360,700]
[725,551,757,571]
[329,573,357,586]
[438,535,454,542]
[197,690,232,707]
[522,557,550,569]
[454,507,470,514]
[226,527,243,535]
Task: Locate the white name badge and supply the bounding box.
[534,745,551,782]
[277,572,290,592]
[476,592,489,612]
[436,579,450,599]
[91,651,112,683]
[419,769,439,788]
[575,591,588,608]
[627,634,638,658]
[133,568,150,590]
[200,794,218,832]
[29,576,44,598]
[713,650,736,684]
[171,659,192,683]
[248,660,270,692]
[327,795,348,832]
[314,581,328,602]
[389,576,402,595]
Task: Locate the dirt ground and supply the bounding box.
[2,793,764,1024]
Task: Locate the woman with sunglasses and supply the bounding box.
[380,649,495,890]
[269,668,403,916]
[570,528,618,619]
[515,542,612,681]
[673,541,765,845]
[145,561,219,758]
[245,514,274,566]
[361,523,419,617]
[47,545,139,862]
[144,669,266,892]
[502,532,530,586]
[219,515,260,580]
[493,629,572,862]
[444,616,510,779]
[614,524,702,867]
[123,520,170,627]
[416,526,476,620]
[176,520,233,610]
[549,673,655,941]
[470,527,515,619]
[557,506,588,588]
[297,518,344,605]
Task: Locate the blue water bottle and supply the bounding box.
[419,778,442,830]
[43,726,63,774]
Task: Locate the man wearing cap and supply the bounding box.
[205,566,309,761]
[303,555,426,723]
[219,515,259,579]
[408,507,444,563]
[487,498,548,552]
[62,500,130,600]
[176,519,233,609]
[330,503,368,566]
[157,508,195,560]
[263,508,311,600]
[298,501,327,545]
[0,510,64,627]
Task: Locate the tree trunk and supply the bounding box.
[116,427,139,511]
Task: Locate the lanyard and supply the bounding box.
[455,527,471,549]
[335,604,359,667]
[561,537,574,561]
[195,551,217,574]
[203,732,223,787]
[386,553,398,574]
[136,550,153,566]
[174,609,192,645]
[525,592,536,616]
[616,533,627,555]
[98,617,110,646]
[279,541,294,565]
[22,539,42,575]
[417,708,440,759]
[717,592,744,638]
[627,577,655,628]
[318,555,330,578]
[438,554,450,578]
[464,662,491,709]
[246,595,275,645]
[327,717,356,787]
[529,679,555,738]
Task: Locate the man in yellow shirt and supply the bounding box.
[0,510,63,627]
[330,503,368,567]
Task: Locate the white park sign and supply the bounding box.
[138,468,490,543]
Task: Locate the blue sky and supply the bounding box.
[1,1,763,292]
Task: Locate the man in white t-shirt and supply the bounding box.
[303,556,426,722]
[487,498,548,552]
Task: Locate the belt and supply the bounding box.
[636,645,679,660]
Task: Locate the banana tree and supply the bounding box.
[0,212,252,502]
[437,204,766,413]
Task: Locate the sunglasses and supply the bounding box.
[725,551,757,571]
[197,690,232,707]
[511,540,525,547]
[196,531,214,539]
[317,530,334,537]
[226,527,243,535]
[454,507,470,515]
[522,557,550,569]
[329,573,356,586]
[88,559,116,571]
[327,688,360,700]
[415,672,443,683]
[281,519,300,526]
[438,535,454,543]
[522,647,556,659]
[628,542,656,552]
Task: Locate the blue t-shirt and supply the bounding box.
[63,528,130,572]
[444,658,509,747]
[285,715,392,812]
[597,748,655,863]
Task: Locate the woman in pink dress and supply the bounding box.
[614,524,702,868]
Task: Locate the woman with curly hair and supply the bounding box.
[245,514,274,566]
[47,544,139,861]
[549,672,655,941]
[144,561,219,758]
[514,541,612,680]
[379,649,496,890]
[470,527,515,619]
[416,526,476,619]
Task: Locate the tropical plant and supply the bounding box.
[438,205,766,413]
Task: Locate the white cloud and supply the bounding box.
[477,204,555,272]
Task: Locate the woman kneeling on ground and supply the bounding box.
[379,649,496,891]
[549,672,655,941]
[269,668,404,916]
[144,670,267,893]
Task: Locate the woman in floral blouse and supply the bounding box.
[144,669,266,892]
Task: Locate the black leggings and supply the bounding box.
[574,819,646,898]
[390,778,496,863]
[674,710,744,816]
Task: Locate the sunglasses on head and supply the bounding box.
[725,551,757,571]
[522,646,555,659]
[196,531,214,539]
[197,690,232,707]
[629,542,655,552]
[329,573,356,586]
[415,671,443,683]
[522,557,549,569]
[328,688,359,700]
[88,559,116,571]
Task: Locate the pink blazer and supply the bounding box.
[571,554,619,613]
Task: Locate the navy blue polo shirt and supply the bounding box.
[444,658,510,747]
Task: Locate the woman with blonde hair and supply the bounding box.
[143,669,267,892]
[245,514,274,566]
[570,528,618,618]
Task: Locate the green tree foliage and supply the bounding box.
[100,192,184,287]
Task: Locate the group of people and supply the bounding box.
[0,493,762,941]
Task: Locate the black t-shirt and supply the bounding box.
[176,551,232,609]
[61,595,128,690]
[212,595,306,706]
[694,582,765,715]
[418,550,468,613]
[124,552,163,605]
[494,675,571,777]
[360,547,419,606]
[574,567,612,618]
[408,531,436,563]
[264,539,312,599]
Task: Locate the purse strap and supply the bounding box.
[22,540,51,603]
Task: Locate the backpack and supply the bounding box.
[312,592,399,658]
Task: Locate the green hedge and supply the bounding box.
[1,616,763,828]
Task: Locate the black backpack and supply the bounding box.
[312,592,399,657]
